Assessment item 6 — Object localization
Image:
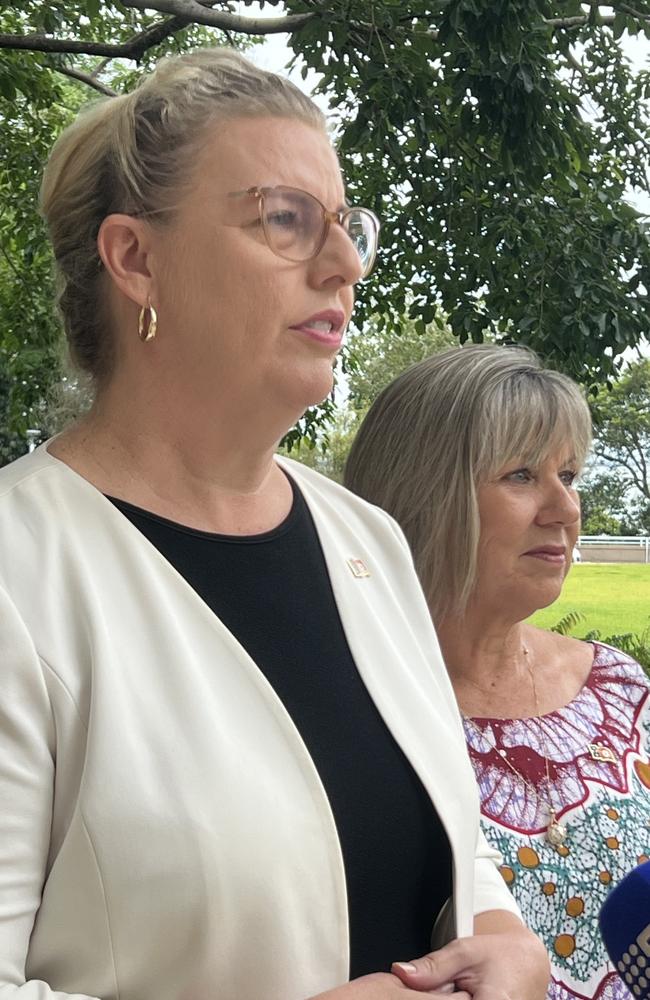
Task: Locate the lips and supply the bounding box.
[289,309,346,346]
[523,545,567,564]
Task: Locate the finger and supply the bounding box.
[392,941,473,990]
[425,992,471,999]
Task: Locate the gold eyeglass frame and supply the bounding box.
[231,185,380,278]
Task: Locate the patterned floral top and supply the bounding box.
[462,642,650,1000]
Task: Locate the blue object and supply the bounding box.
[599,860,650,998]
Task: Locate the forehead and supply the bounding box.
[192,115,344,206]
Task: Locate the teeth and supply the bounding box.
[311,321,333,332]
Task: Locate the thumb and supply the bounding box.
[392,940,473,991]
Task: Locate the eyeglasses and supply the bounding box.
[231,186,380,279]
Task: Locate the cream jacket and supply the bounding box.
[0,445,519,1000]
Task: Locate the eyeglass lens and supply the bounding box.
[261,188,377,276]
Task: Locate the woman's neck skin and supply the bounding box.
[437,614,532,716]
[436,614,593,720]
[49,361,299,535]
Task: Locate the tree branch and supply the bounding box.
[0,4,318,59]
[616,2,650,21]
[545,13,615,28]
[546,3,650,29]
[53,64,118,96]
[125,12,198,61]
[594,446,648,496]
[120,0,317,34]
[90,56,112,78]
[0,33,134,56]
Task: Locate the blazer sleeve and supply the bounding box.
[0,586,100,1000]
[473,827,522,920]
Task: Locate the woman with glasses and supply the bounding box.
[0,49,547,1000]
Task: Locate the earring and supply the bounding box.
[138,300,157,342]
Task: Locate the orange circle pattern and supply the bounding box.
[499,865,515,885]
[554,934,576,958]
[566,897,585,917]
[517,846,540,869]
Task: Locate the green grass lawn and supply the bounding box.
[530,563,650,637]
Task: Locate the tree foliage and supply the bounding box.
[578,468,642,535]
[588,357,650,531]
[345,310,456,412]
[1,1,650,450]
[289,0,650,385]
[285,313,455,477]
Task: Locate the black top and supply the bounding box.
[108,477,452,978]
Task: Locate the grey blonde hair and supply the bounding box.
[344,344,592,621]
[39,47,326,383]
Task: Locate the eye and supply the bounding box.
[560,469,578,486]
[504,468,533,483]
[266,209,299,230]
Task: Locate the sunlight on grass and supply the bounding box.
[530,564,650,636]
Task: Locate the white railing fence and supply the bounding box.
[578,535,650,563]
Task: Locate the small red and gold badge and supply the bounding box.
[587,742,617,764]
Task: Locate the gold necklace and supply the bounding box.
[462,646,568,846]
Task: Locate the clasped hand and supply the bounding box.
[315,923,549,1000]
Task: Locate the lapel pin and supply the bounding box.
[347,557,371,578]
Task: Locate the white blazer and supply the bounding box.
[0,445,519,1000]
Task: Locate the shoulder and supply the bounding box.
[0,446,53,497]
[527,626,595,678]
[590,639,650,687]
[0,444,114,580]
[0,443,90,522]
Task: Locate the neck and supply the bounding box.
[52,366,304,532]
[437,616,530,690]
[436,609,537,717]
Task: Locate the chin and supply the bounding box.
[288,364,335,411]
[529,584,566,615]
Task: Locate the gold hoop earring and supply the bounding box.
[138,301,157,342]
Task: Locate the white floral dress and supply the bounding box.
[463,643,650,1000]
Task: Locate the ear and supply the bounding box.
[97,214,155,308]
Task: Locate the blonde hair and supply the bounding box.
[39,47,326,383]
[344,344,592,621]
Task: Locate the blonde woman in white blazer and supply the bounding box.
[0,48,548,1000]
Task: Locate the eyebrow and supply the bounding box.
[226,187,352,213]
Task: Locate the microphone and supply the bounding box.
[599,860,650,998]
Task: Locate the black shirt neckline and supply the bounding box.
[106,475,301,545]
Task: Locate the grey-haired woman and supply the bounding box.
[0,52,548,1000]
[345,343,650,1000]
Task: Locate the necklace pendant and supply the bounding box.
[546,815,567,846]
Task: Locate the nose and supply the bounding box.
[536,479,581,527]
[308,220,364,290]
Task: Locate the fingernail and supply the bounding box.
[392,962,418,974]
